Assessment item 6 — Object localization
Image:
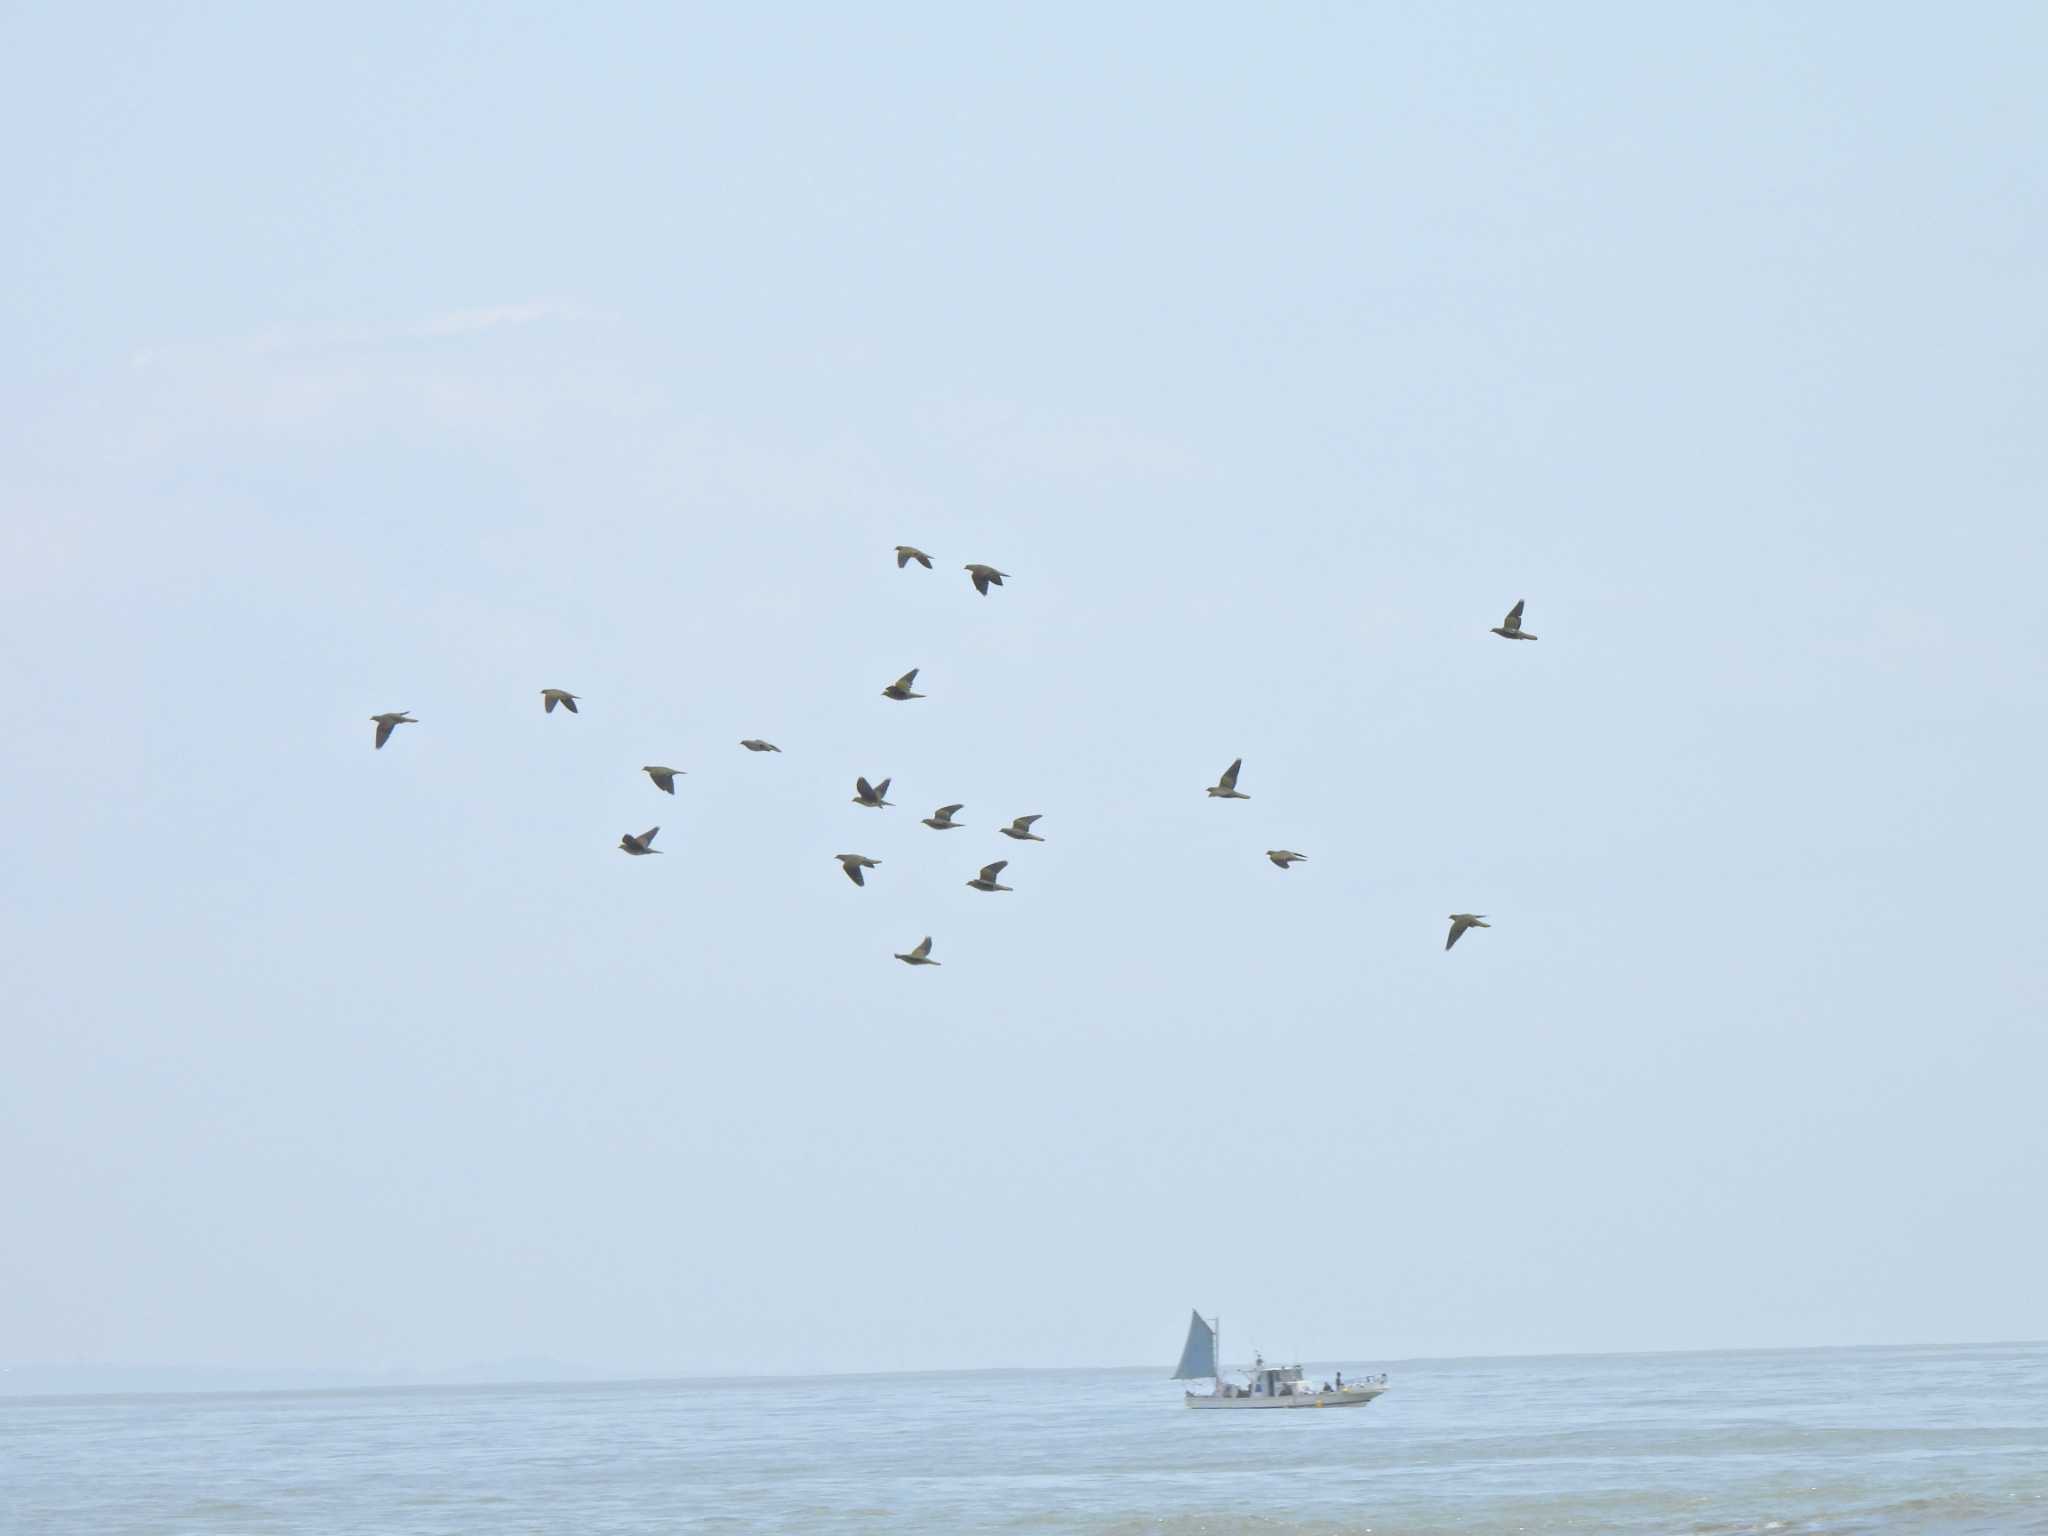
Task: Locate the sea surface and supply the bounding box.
[4,1343,2045,1534]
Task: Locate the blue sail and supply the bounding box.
[1172,1311,1216,1379]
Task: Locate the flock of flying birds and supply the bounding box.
[368,555,1542,961]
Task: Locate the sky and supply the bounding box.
[2,2,2044,1384]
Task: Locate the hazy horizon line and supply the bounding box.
[7,1335,2042,1402]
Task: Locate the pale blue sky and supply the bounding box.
[3,3,2044,1380]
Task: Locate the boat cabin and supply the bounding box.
[1216,1353,1308,1399]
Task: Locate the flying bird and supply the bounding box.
[1491,600,1538,640]
[964,563,1009,596]
[894,935,940,966]
[998,815,1044,842]
[541,688,580,714]
[836,853,882,887]
[1207,759,1249,799]
[922,804,965,830]
[895,545,933,570]
[881,669,925,701]
[1266,850,1307,869]
[1445,914,1490,950]
[853,776,894,809]
[740,739,782,753]
[643,766,684,794]
[619,827,663,856]
[966,860,1013,892]
[370,711,415,750]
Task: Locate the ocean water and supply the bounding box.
[4,1343,2045,1534]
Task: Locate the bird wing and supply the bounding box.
[640,827,660,847]
[375,719,394,749]
[874,778,891,798]
[544,693,558,712]
[856,777,875,799]
[1220,758,1242,790]
[1502,599,1524,632]
[1013,814,1041,830]
[896,548,912,568]
[894,669,919,690]
[980,860,1008,881]
[845,863,865,886]
[562,695,579,713]
[1446,918,1468,950]
[935,804,963,819]
[972,570,990,594]
[911,936,932,959]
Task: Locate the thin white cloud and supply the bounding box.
[412,301,572,340]
[129,300,582,372]
[910,396,1194,480]
[37,305,649,510]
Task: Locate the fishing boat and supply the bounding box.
[1173,1310,1389,1410]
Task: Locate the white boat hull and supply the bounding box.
[1185,1386,1387,1410]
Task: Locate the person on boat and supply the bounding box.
[1335,1370,1344,1389]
